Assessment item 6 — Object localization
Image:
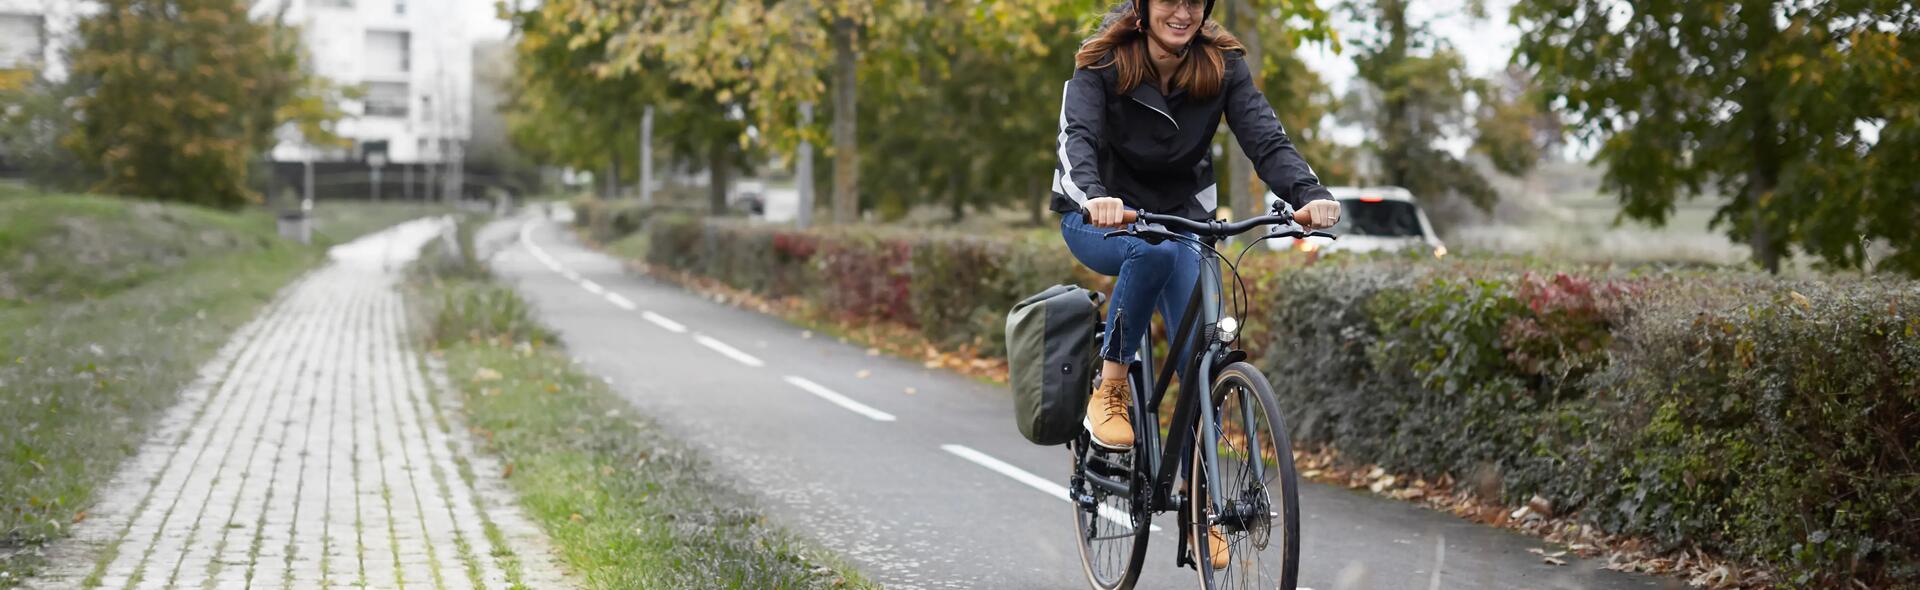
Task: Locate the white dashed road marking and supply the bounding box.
[941,444,1159,531]
[640,311,688,334]
[606,292,637,310]
[782,376,898,422]
[693,334,765,367]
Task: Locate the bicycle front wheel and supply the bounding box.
[1191,362,1301,590]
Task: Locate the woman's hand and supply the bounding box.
[1296,199,1342,229]
[1084,197,1129,228]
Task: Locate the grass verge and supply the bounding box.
[0,190,450,586]
[405,218,877,589]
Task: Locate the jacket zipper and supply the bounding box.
[1130,96,1179,131]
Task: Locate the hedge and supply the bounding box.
[583,204,1919,587]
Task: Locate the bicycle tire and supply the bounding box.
[1072,375,1151,590]
[1191,362,1301,590]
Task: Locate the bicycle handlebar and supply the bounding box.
[1079,207,1338,242]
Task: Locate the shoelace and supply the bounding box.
[1101,383,1130,423]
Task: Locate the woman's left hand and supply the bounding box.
[1296,199,1342,229]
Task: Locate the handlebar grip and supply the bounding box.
[1078,206,1139,225]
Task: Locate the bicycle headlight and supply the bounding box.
[1217,316,1238,343]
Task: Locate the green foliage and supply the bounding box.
[0,191,275,304]
[507,0,1337,221]
[1513,0,1920,275]
[1256,260,1919,587]
[63,0,333,208]
[0,77,89,191]
[642,215,1081,356]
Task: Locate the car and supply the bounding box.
[1262,186,1447,259]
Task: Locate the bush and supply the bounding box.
[626,215,1920,586]
[1255,262,1919,587]
[646,216,1083,355]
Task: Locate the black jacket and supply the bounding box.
[1050,52,1333,222]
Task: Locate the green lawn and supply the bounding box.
[0,189,449,585]
[408,222,877,590]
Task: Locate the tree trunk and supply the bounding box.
[1028,177,1044,226]
[831,16,860,224]
[1226,0,1263,219]
[1743,5,1782,274]
[708,137,731,216]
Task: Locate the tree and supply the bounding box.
[1515,0,1920,274]
[63,0,324,208]
[1343,0,1531,212]
[503,0,748,212]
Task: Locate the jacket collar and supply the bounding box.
[1126,81,1181,129]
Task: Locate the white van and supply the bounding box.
[1263,186,1446,258]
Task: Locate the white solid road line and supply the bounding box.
[693,334,764,367]
[640,311,687,333]
[580,280,606,295]
[782,376,898,422]
[941,444,1158,531]
[606,293,637,311]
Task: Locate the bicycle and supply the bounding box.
[1069,202,1334,590]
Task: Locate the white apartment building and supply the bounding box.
[0,0,472,166]
[0,0,89,88]
[271,0,473,165]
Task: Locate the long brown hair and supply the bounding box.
[1074,3,1244,98]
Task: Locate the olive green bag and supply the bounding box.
[1006,284,1103,445]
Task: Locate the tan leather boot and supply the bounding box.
[1083,377,1134,451]
[1207,525,1230,569]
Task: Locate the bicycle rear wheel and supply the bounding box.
[1191,362,1301,590]
[1071,434,1149,590]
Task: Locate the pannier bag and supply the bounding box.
[1006,284,1103,445]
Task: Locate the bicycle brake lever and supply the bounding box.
[1308,231,1338,240]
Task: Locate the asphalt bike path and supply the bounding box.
[482,208,1676,590]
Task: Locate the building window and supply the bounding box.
[395,0,405,15]
[365,30,410,75]
[365,82,409,118]
[0,13,44,70]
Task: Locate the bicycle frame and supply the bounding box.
[1081,233,1266,520]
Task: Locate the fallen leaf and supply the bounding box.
[800,330,814,339]
[473,367,504,382]
[569,513,584,523]
[903,387,917,395]
[1544,556,1567,566]
[501,463,515,478]
[604,409,621,418]
[866,347,880,356]
[545,383,561,393]
[855,370,871,379]
[1789,291,1811,309]
[72,511,87,524]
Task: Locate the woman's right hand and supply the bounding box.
[1084,197,1128,228]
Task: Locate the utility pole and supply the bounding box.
[640,105,654,205]
[797,102,815,229]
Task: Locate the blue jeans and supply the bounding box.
[1059,211,1201,366]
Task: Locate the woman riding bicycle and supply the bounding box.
[1054,0,1340,455]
